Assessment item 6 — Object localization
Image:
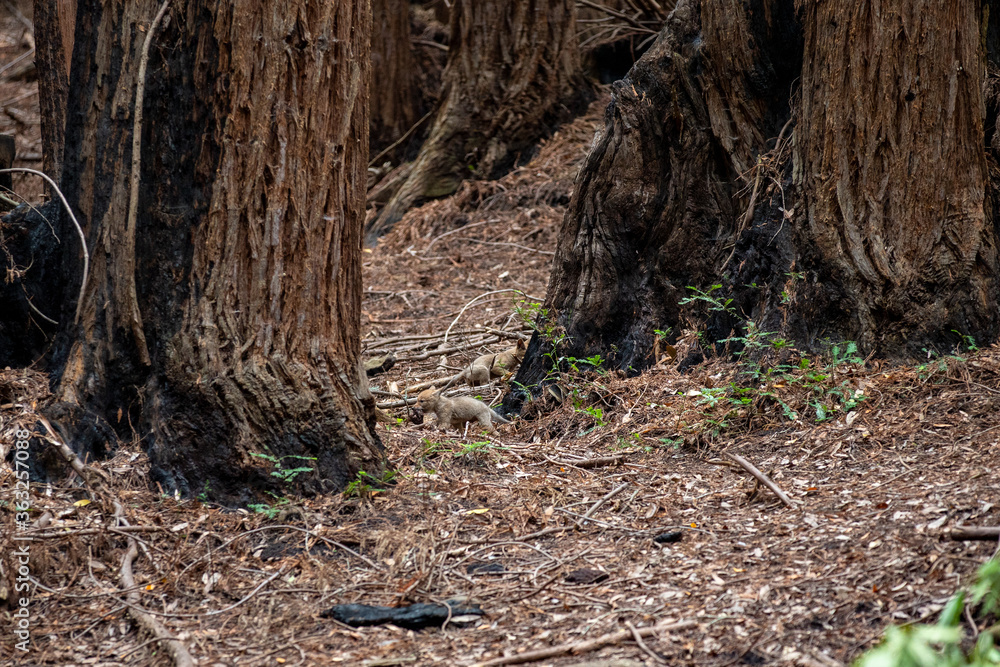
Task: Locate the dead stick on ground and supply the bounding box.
[27,525,167,539]
[405,336,500,361]
[482,326,532,341]
[469,619,697,667]
[115,503,195,667]
[443,289,541,344]
[577,482,630,527]
[403,372,464,394]
[727,452,796,508]
[555,454,624,470]
[36,415,110,486]
[625,620,668,664]
[948,526,1000,541]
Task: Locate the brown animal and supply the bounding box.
[416,388,510,432]
[461,339,527,386]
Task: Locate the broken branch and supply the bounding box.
[727,452,796,508]
[470,619,696,667]
[948,526,1000,541]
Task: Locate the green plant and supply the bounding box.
[829,340,864,367]
[514,299,561,341]
[575,405,607,427]
[855,557,1000,667]
[344,469,398,499]
[420,438,448,459]
[679,284,737,316]
[454,440,507,459]
[607,435,635,451]
[250,452,317,483]
[197,480,212,503]
[248,493,290,519]
[564,353,606,375]
[953,330,980,353]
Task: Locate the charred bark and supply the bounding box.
[513,0,1000,407]
[365,0,592,242]
[0,201,63,366]
[509,0,798,403]
[34,0,383,501]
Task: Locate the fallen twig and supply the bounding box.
[443,289,541,344]
[403,373,463,394]
[26,525,167,539]
[406,336,500,361]
[625,619,668,664]
[115,502,195,667]
[36,415,110,486]
[554,454,623,470]
[470,619,697,667]
[577,482,630,527]
[376,396,421,409]
[727,452,796,508]
[948,526,1000,541]
[175,524,382,583]
[481,326,531,341]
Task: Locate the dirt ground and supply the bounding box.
[0,0,43,204]
[2,9,1000,667]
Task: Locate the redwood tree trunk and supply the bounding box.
[791,0,999,351]
[42,0,383,500]
[365,0,591,241]
[370,0,418,163]
[32,0,75,186]
[513,0,1000,397]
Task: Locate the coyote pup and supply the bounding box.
[416,388,510,432]
[462,339,528,386]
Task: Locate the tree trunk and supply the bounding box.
[365,0,591,242]
[39,0,383,500]
[370,0,419,163]
[32,0,75,186]
[791,0,999,352]
[512,0,999,398]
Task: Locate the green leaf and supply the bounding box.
[937,592,965,627]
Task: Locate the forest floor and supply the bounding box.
[2,10,1000,667]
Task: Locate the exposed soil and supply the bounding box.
[2,15,999,667]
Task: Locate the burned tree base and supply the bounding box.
[511,0,1000,401]
[138,358,383,503]
[0,200,64,367]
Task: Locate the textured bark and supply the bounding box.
[32,0,75,186]
[42,0,382,500]
[510,0,797,396]
[370,0,418,162]
[791,1,1000,351]
[365,0,591,242]
[514,0,998,401]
